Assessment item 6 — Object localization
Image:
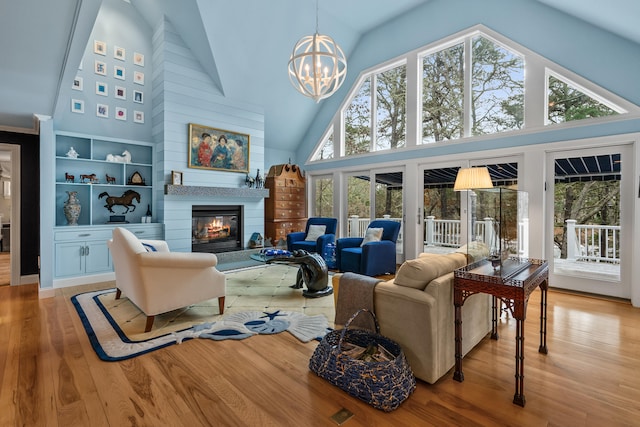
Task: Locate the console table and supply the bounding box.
[453,257,549,407]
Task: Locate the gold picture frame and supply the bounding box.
[188,123,249,173]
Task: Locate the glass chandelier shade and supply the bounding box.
[453,167,494,191]
[287,3,347,102]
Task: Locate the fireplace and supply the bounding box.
[192,205,243,253]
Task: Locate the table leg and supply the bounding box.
[513,318,526,407]
[539,283,548,354]
[453,302,464,382]
[491,296,499,340]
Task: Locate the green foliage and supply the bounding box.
[548,76,617,123]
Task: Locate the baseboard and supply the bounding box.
[53,272,116,289]
[21,274,39,285]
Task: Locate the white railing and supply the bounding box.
[565,220,620,264]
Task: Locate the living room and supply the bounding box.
[1,0,640,425]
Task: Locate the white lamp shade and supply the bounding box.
[453,167,494,191]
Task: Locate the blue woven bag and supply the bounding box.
[309,309,416,412]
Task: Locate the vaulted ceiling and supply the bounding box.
[1,0,639,155]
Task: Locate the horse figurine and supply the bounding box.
[255,169,264,189]
[105,150,131,163]
[98,189,140,213]
[105,174,116,185]
[65,172,75,183]
[80,173,98,183]
[245,173,255,188]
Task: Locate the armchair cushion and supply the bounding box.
[360,227,383,246]
[305,224,326,241]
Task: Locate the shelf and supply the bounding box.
[164,185,269,198]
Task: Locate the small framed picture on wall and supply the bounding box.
[71,99,84,114]
[95,81,108,96]
[114,46,125,61]
[95,60,106,76]
[94,40,106,55]
[115,107,127,121]
[96,103,109,118]
[114,65,125,80]
[72,76,83,91]
[115,86,126,100]
[133,71,144,85]
[133,90,143,104]
[133,110,144,124]
[134,52,144,67]
[171,170,183,185]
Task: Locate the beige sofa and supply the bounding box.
[108,227,226,332]
[333,250,491,384]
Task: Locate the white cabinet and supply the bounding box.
[53,224,163,279]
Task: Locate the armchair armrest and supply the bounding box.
[140,239,170,252]
[316,233,335,253]
[287,231,306,251]
[336,237,363,250]
[137,251,219,268]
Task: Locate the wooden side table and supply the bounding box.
[453,257,549,407]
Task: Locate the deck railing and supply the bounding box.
[347,215,402,242]
[565,220,620,264]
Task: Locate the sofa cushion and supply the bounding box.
[394,253,467,290]
[360,227,383,246]
[305,224,326,241]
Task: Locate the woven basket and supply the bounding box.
[309,309,416,412]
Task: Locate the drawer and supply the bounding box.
[54,229,112,242]
[274,191,304,201]
[274,200,305,210]
[274,209,306,219]
[123,224,164,238]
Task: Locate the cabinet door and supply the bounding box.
[84,241,112,274]
[55,242,84,277]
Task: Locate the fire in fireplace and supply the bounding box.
[192,205,243,253]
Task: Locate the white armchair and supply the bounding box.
[108,227,226,332]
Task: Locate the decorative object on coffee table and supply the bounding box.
[267,249,332,298]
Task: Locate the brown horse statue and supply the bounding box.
[105,174,116,184]
[98,189,140,213]
[80,173,98,183]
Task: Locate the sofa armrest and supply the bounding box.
[137,251,219,268]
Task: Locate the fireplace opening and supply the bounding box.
[192,205,243,253]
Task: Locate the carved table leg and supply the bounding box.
[491,295,499,340]
[513,318,526,407]
[453,301,464,382]
[539,281,548,354]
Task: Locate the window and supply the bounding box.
[547,75,619,124]
[311,128,334,161]
[313,176,334,217]
[309,26,636,163]
[422,43,464,143]
[471,36,524,135]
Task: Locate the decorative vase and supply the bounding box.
[64,191,81,226]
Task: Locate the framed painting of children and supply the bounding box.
[188,123,250,173]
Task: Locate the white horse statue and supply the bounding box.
[106,150,131,163]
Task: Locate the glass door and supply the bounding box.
[374,169,404,264]
[545,145,631,298]
[420,165,462,254]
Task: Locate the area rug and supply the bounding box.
[72,287,330,362]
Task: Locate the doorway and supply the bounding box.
[545,145,631,298]
[0,143,19,286]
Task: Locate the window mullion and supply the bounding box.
[371,74,377,152]
[463,37,472,137]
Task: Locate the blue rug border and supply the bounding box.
[71,289,189,362]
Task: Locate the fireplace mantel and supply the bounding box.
[164,185,269,199]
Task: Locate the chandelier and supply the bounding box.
[287,0,347,102]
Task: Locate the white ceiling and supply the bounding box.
[1,0,639,153]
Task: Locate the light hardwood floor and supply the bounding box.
[0,283,639,426]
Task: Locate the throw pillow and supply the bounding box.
[394,257,437,290]
[360,227,383,246]
[305,224,326,241]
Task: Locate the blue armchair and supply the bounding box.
[336,220,401,277]
[287,217,338,256]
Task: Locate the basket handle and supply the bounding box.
[336,309,380,353]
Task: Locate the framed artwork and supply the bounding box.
[133,90,143,104]
[95,81,108,96]
[71,99,84,114]
[115,107,127,121]
[114,46,125,61]
[72,76,83,91]
[133,71,144,85]
[96,103,109,118]
[115,86,126,100]
[114,65,125,80]
[133,110,144,123]
[134,52,144,67]
[171,170,183,185]
[95,60,106,76]
[188,123,250,173]
[94,40,106,55]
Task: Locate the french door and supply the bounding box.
[545,145,631,298]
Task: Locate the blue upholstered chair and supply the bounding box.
[336,219,401,277]
[287,217,338,256]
